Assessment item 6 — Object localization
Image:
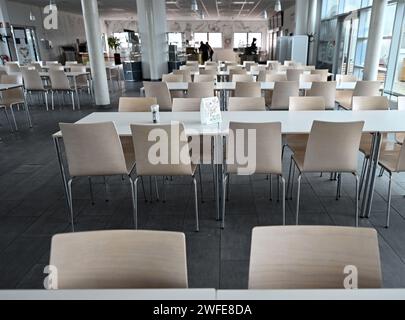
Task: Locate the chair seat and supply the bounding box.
[335,90,353,110]
[0,98,25,107]
[286,134,309,153]
[379,151,401,173]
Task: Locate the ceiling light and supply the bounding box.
[274,0,282,12]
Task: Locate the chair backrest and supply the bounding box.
[48,64,64,71]
[205,61,218,66]
[229,68,247,77]
[118,97,157,112]
[352,96,389,111]
[65,61,78,66]
[306,81,337,110]
[227,122,282,175]
[268,62,280,72]
[228,97,266,111]
[200,69,217,75]
[49,70,71,90]
[248,226,382,289]
[162,74,184,83]
[311,69,329,81]
[234,82,261,98]
[131,123,193,176]
[180,65,198,72]
[46,61,59,65]
[5,62,20,73]
[266,73,288,82]
[28,62,42,72]
[172,98,202,112]
[232,74,255,82]
[336,74,357,82]
[49,230,188,289]
[289,97,326,111]
[0,75,24,102]
[353,81,381,97]
[173,69,192,82]
[187,82,214,98]
[303,121,364,172]
[193,74,216,83]
[251,65,267,73]
[22,69,45,91]
[70,65,87,73]
[286,69,304,81]
[271,81,300,110]
[59,122,128,177]
[143,82,172,111]
[300,74,322,83]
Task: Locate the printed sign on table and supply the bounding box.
[200,97,222,125]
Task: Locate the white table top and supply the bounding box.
[39,71,90,78]
[0,289,216,300]
[0,83,22,91]
[52,110,405,138]
[217,289,405,300]
[166,81,357,91]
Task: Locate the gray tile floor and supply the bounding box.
[1,82,405,289]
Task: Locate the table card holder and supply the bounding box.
[200,97,222,125]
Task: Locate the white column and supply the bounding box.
[363,0,388,80]
[0,0,10,63]
[307,0,321,65]
[295,0,310,35]
[136,0,168,80]
[81,0,110,106]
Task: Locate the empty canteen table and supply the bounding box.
[53,110,405,228]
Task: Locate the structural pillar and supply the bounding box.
[307,0,322,65]
[136,0,168,80]
[81,0,110,107]
[295,0,310,35]
[363,0,388,80]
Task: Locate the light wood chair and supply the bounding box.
[270,81,299,110]
[173,69,192,82]
[234,82,261,98]
[300,74,322,83]
[223,122,285,228]
[306,81,337,110]
[49,70,76,110]
[228,97,266,111]
[188,82,214,98]
[143,82,172,111]
[59,122,137,231]
[311,69,329,81]
[336,81,381,110]
[248,226,382,289]
[193,74,216,83]
[286,69,304,81]
[232,74,255,82]
[22,69,49,110]
[172,98,201,112]
[288,121,364,226]
[49,230,188,289]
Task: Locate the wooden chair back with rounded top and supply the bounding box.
[286,69,304,81]
[59,122,128,177]
[311,69,329,81]
[336,74,358,82]
[200,69,217,75]
[162,74,184,83]
[306,81,337,110]
[187,82,215,98]
[353,81,381,97]
[232,74,255,82]
[49,230,188,289]
[22,69,45,91]
[248,226,382,289]
[303,121,364,173]
[49,70,71,90]
[300,74,322,83]
[234,82,261,98]
[226,122,282,175]
[0,75,24,102]
[173,69,192,82]
[118,97,157,112]
[172,98,202,112]
[143,81,172,111]
[352,96,389,111]
[193,74,216,83]
[289,96,326,111]
[228,97,266,111]
[5,62,20,73]
[203,66,218,71]
[266,74,288,82]
[130,123,193,176]
[271,81,300,110]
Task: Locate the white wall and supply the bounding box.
[5,1,86,61]
[104,19,269,50]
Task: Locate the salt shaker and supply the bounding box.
[151,104,160,123]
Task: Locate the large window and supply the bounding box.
[167,32,183,48]
[233,33,262,49]
[193,33,223,48]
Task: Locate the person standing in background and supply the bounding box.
[199,41,209,64]
[206,42,214,61]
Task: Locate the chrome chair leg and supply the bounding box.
[154,176,160,201]
[193,176,199,232]
[386,172,392,228]
[222,174,228,229]
[3,108,14,132]
[140,177,147,202]
[290,162,296,200]
[280,176,286,225]
[379,166,385,178]
[198,165,204,203]
[130,176,139,229]
[295,174,302,225]
[359,157,368,199]
[71,91,75,111]
[9,105,18,131]
[354,173,359,228]
[24,102,32,128]
[51,91,55,110]
[287,156,293,200]
[67,178,75,232]
[44,91,49,111]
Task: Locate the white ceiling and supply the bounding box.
[8,0,295,20]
